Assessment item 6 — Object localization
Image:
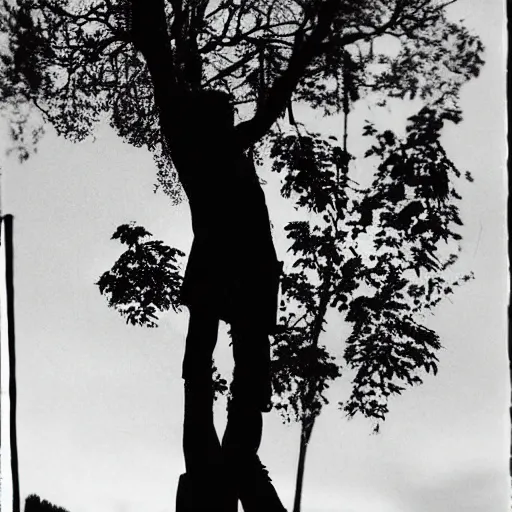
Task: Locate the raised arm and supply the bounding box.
[234,0,339,150]
[234,0,404,151]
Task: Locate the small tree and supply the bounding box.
[269,104,473,511]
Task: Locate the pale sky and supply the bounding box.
[1,1,509,512]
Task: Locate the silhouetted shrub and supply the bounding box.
[24,494,70,512]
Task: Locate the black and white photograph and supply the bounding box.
[0,1,508,512]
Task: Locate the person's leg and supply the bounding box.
[181,306,222,474]
[222,323,286,512]
[178,307,239,511]
[222,325,270,453]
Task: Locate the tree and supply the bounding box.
[269,104,474,511]
[0,1,484,510]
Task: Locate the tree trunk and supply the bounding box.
[292,278,330,512]
[292,52,352,512]
[292,418,316,512]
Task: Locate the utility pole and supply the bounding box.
[1,215,20,512]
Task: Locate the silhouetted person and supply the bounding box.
[171,90,285,512]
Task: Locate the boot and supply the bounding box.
[176,472,238,512]
[224,452,286,512]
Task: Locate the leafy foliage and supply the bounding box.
[212,364,228,401]
[268,130,352,424]
[24,495,71,512]
[268,105,474,432]
[338,108,474,427]
[269,132,345,214]
[1,0,484,194]
[96,222,185,327]
[272,325,341,423]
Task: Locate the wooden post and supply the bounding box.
[1,215,20,512]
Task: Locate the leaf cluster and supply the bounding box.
[272,327,341,423]
[96,222,185,327]
[268,129,354,422]
[269,106,474,430]
[339,108,474,428]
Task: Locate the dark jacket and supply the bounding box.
[167,101,282,333]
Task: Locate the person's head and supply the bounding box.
[189,89,235,132]
[206,90,235,126]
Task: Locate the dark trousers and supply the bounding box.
[181,306,272,475]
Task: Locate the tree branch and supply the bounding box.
[203,49,259,86]
[234,0,338,149]
[201,20,302,53]
[130,0,182,114]
[235,0,405,150]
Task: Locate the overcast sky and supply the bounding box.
[1,1,508,512]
